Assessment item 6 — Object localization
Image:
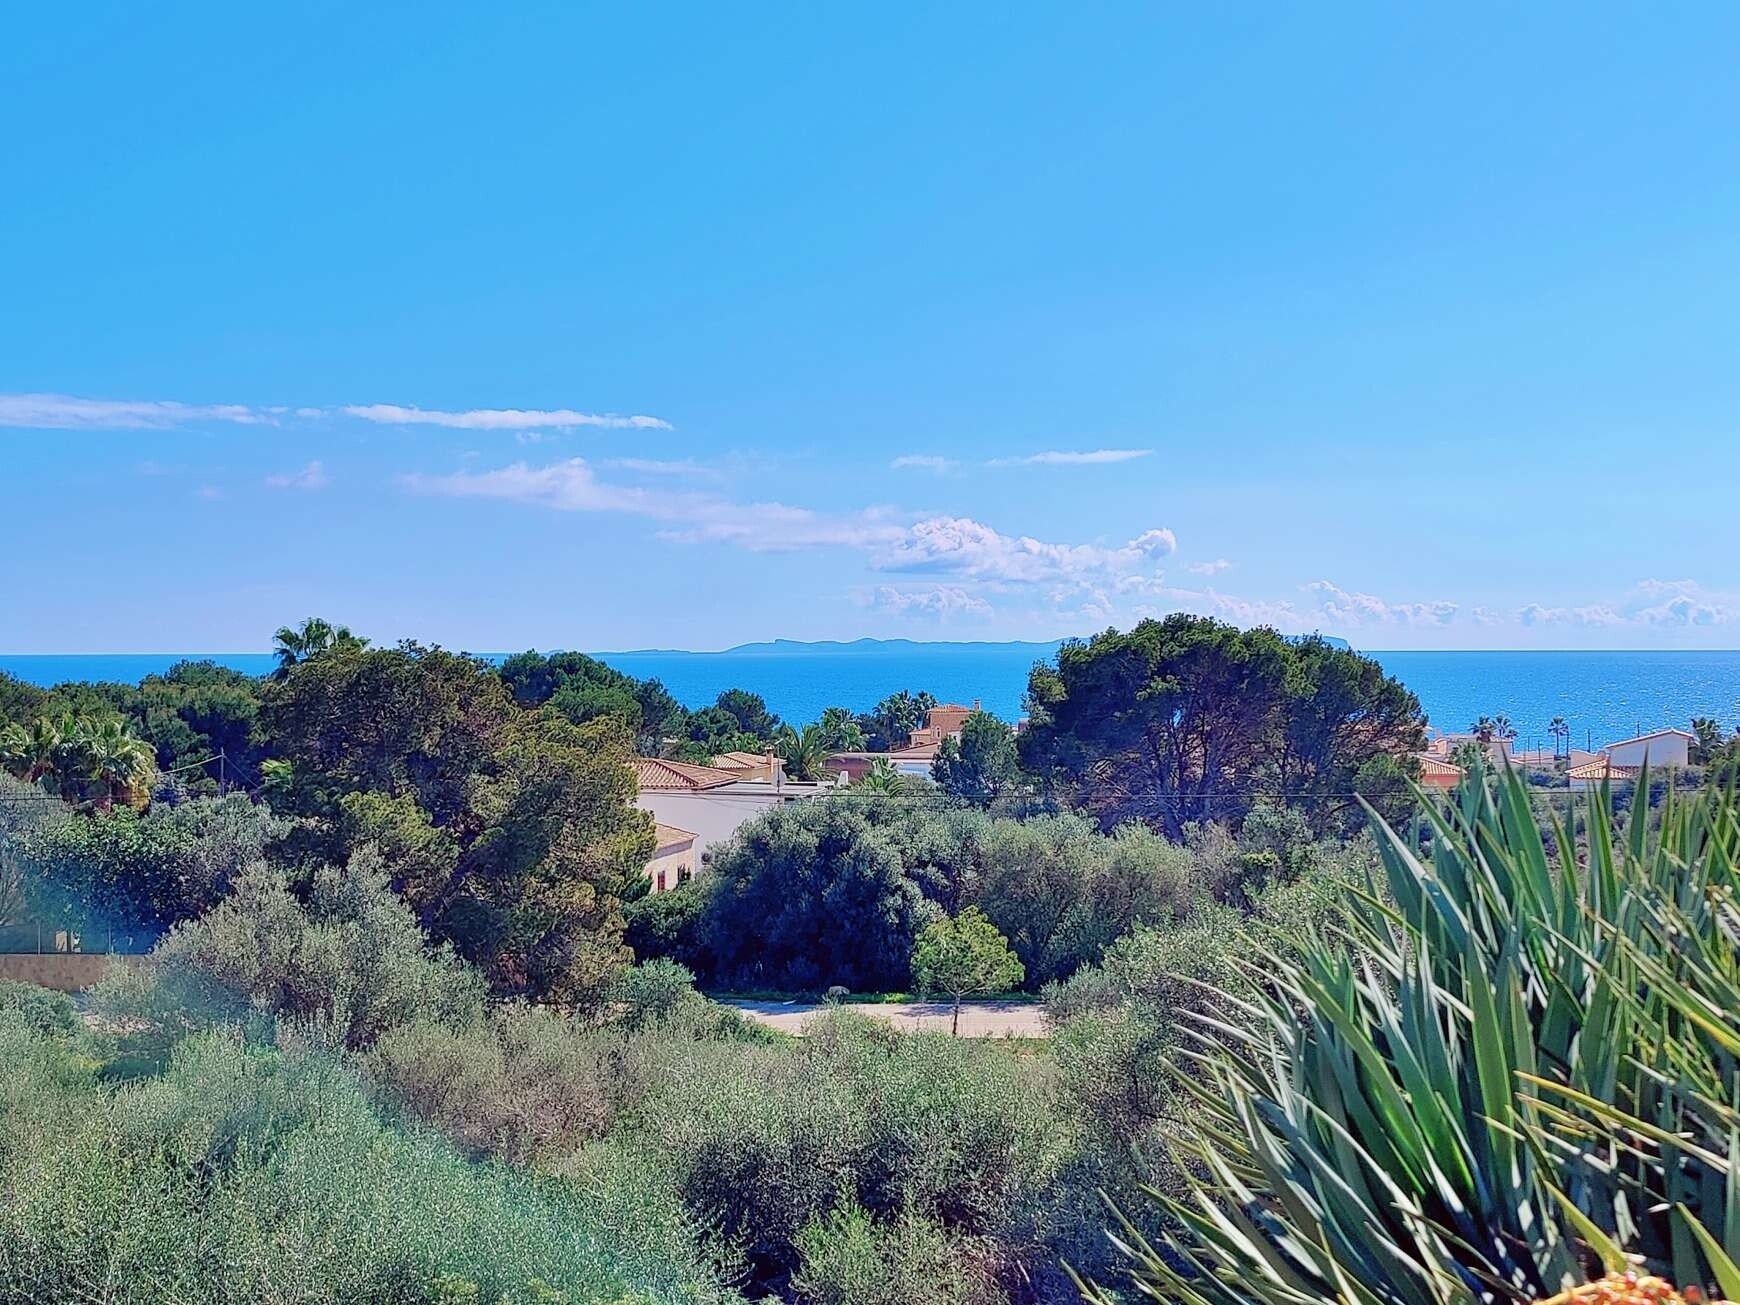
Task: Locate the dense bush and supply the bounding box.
[93,848,486,1052]
[0,977,79,1037]
[703,802,937,991]
[0,1016,731,1304]
[366,1006,631,1166]
[629,1008,1079,1296]
[12,792,286,937]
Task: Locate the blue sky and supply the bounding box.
[6,3,1740,653]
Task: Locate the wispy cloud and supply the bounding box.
[0,393,672,433]
[265,460,330,491]
[403,458,1179,596]
[890,454,958,473]
[401,458,901,553]
[857,584,993,619]
[343,403,671,431]
[0,393,269,429]
[1184,558,1234,576]
[604,457,717,479]
[986,448,1152,467]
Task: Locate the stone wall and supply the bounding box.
[0,953,121,992]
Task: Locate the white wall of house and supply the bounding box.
[635,784,822,863]
[645,839,697,894]
[1606,732,1691,768]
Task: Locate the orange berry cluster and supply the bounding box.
[1538,1273,1727,1305]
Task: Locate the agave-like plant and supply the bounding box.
[1081,766,1740,1304]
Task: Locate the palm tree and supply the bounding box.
[272,617,366,679]
[66,715,157,808]
[0,715,67,785]
[775,723,828,783]
[858,756,904,793]
[1548,715,1569,758]
[1472,715,1495,744]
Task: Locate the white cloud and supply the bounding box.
[1306,580,1457,626]
[265,460,330,491]
[1515,580,1728,629]
[857,585,993,619]
[404,458,1179,608]
[1185,558,1233,576]
[890,454,958,472]
[344,403,670,431]
[1517,602,1625,628]
[0,393,269,429]
[986,448,1152,467]
[872,516,1175,585]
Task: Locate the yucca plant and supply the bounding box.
[1080,766,1739,1304]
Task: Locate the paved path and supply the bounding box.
[725,998,1050,1038]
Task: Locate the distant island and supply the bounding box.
[603,634,1355,657]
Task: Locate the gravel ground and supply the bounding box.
[724,998,1050,1038]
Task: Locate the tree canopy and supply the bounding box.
[1019,617,1424,837]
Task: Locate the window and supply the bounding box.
[655,870,667,893]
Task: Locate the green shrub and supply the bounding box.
[795,1201,1002,1305]
[0,977,79,1037]
[366,1006,634,1166]
[92,848,486,1053]
[0,1023,732,1304]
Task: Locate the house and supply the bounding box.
[1567,728,1694,790]
[1602,728,1694,770]
[631,756,837,863]
[1413,754,1464,790]
[830,701,982,780]
[644,823,698,894]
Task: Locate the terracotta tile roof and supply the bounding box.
[653,822,698,851]
[631,757,738,791]
[1415,755,1463,778]
[1569,758,1641,782]
[710,750,770,771]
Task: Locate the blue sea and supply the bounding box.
[4,646,1738,753]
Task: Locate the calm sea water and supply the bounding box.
[4,648,1738,752]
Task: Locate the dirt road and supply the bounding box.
[725,998,1050,1038]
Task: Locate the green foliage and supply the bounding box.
[624,878,714,974]
[0,710,158,807]
[795,1201,1000,1305]
[0,978,79,1037]
[1086,769,1740,1304]
[498,650,688,756]
[0,671,47,728]
[11,793,285,935]
[0,1020,730,1304]
[1022,618,1425,836]
[93,849,487,1052]
[260,642,653,1002]
[864,690,937,753]
[930,709,1021,803]
[270,615,367,677]
[910,908,1023,1033]
[633,1008,1075,1291]
[610,958,702,1028]
[814,706,866,753]
[703,801,938,991]
[365,1005,628,1166]
[775,722,829,782]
